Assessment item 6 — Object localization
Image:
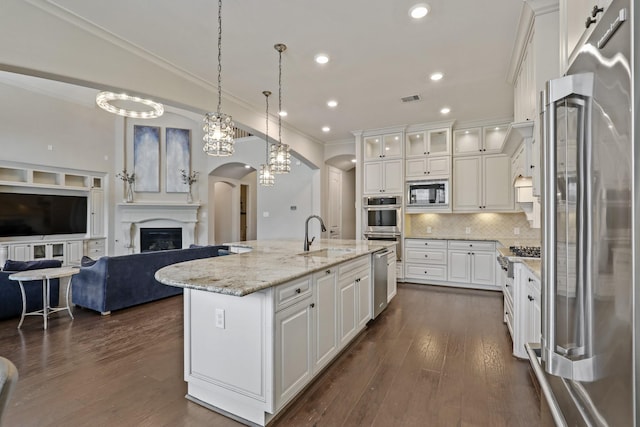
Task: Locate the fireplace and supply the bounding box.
[118,202,199,254]
[140,227,182,252]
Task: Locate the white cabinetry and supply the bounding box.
[447,241,497,288]
[405,157,450,179]
[312,268,338,374]
[85,238,106,259]
[363,160,403,194]
[90,182,105,237]
[275,292,314,409]
[66,240,84,266]
[561,0,612,71]
[453,125,508,156]
[362,131,404,195]
[5,239,86,266]
[452,154,513,212]
[405,239,448,282]
[406,128,450,157]
[511,263,541,358]
[337,256,371,347]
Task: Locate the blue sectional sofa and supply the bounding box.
[0,259,62,321]
[72,245,229,315]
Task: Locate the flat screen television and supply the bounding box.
[0,192,88,237]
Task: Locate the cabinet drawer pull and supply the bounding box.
[295,288,301,294]
[527,295,534,302]
[326,269,331,275]
[424,270,428,274]
[310,303,315,308]
[528,278,534,282]
[424,254,428,258]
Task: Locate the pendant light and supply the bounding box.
[269,43,291,174]
[203,0,235,156]
[259,91,275,187]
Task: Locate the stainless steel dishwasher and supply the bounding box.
[373,249,391,318]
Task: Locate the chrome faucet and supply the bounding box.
[304,215,327,251]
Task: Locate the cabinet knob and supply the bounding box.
[527,295,534,302]
[591,5,604,17]
[528,278,534,282]
[424,243,428,246]
[506,284,510,287]
[424,152,427,155]
[427,171,430,174]
[469,244,473,247]
[295,288,301,294]
[585,16,597,28]
[530,165,535,169]
[310,303,315,308]
[424,254,428,258]
[326,269,331,275]
[467,252,471,255]
[424,271,428,274]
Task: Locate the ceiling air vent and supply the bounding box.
[401,94,421,103]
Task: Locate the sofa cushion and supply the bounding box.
[3,259,62,271]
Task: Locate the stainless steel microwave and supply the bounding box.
[406,179,449,208]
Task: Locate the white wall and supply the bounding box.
[214,182,234,245]
[342,169,356,239]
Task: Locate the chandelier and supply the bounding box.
[203,0,235,156]
[95,91,164,119]
[269,43,291,174]
[259,91,275,187]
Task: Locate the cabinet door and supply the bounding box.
[275,297,313,409]
[364,136,383,161]
[382,134,402,159]
[427,156,450,177]
[453,128,482,156]
[452,156,481,211]
[470,251,496,286]
[526,276,542,344]
[363,162,383,194]
[427,128,450,156]
[483,155,513,211]
[11,244,31,261]
[338,279,357,347]
[90,189,104,237]
[357,273,371,329]
[66,241,84,266]
[406,158,427,178]
[406,132,427,157]
[483,126,508,154]
[386,255,397,302]
[382,160,403,193]
[313,270,337,374]
[448,250,471,283]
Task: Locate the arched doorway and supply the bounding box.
[208,163,257,244]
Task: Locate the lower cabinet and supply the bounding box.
[184,254,375,426]
[3,239,86,265]
[405,238,498,290]
[510,263,541,359]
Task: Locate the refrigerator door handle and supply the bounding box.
[542,72,598,382]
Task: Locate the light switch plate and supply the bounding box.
[215,308,225,329]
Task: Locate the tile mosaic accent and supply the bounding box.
[405,212,541,246]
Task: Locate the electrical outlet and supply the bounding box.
[427,226,432,234]
[513,227,520,235]
[215,308,225,329]
[465,227,471,234]
[47,145,53,151]
[263,211,270,217]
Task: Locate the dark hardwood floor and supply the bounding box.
[0,283,544,426]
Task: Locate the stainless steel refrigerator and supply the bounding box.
[525,0,636,425]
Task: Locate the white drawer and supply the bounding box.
[86,239,105,248]
[87,248,104,257]
[405,264,447,281]
[338,255,370,278]
[405,239,447,249]
[405,248,447,265]
[447,240,495,251]
[275,276,312,311]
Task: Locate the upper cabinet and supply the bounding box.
[561,0,613,72]
[406,128,450,158]
[364,133,402,161]
[453,125,508,156]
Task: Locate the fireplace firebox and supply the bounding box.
[140,228,182,252]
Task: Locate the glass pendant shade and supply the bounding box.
[258,163,275,186]
[269,143,291,174]
[203,112,234,156]
[202,0,235,156]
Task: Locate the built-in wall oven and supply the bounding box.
[363,196,402,261]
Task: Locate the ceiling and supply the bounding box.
[36,0,523,143]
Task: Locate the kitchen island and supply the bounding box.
[155,239,396,426]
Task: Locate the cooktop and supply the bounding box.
[509,246,541,258]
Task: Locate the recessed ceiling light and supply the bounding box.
[244,164,251,169]
[327,100,338,108]
[440,107,451,114]
[409,3,430,19]
[494,127,500,131]
[279,111,288,117]
[314,53,329,64]
[351,159,357,163]
[465,130,469,134]
[430,72,444,81]
[322,126,331,132]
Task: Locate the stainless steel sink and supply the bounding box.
[298,247,355,257]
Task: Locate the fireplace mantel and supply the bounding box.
[118,202,200,253]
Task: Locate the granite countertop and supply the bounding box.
[497,246,542,280]
[155,239,395,297]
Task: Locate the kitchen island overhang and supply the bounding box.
[155,239,397,426]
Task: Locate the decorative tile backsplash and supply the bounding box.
[405,212,541,244]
